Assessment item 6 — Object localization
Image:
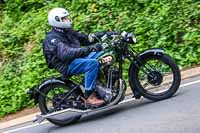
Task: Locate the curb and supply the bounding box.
[0,112,40,129]
[1,66,200,129]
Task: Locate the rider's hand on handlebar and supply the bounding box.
[88,43,103,52]
[93,43,103,52]
[88,33,96,42]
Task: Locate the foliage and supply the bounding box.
[0,0,200,117]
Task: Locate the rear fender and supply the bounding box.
[27,78,66,104]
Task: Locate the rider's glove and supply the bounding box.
[88,33,96,42]
[93,43,103,52]
[88,43,103,52]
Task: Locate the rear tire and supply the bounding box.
[38,83,81,126]
[129,54,181,101]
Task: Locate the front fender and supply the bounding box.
[138,48,164,59]
[27,78,66,104]
[129,48,165,72]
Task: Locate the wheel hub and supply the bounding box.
[147,71,163,86]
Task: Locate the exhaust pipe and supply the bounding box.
[35,97,136,123]
[36,108,91,123]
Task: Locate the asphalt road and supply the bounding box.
[3,76,200,133]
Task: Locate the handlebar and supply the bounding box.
[98,31,137,49]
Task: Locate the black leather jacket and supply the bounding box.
[43,28,106,74]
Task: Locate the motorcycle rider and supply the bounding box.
[43,7,117,106]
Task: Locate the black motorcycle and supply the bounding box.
[28,31,181,126]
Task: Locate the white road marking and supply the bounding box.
[180,79,200,88]
[4,121,49,133]
[4,78,200,133]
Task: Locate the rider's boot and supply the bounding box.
[85,91,105,106]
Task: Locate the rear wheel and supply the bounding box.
[38,82,82,126]
[129,54,181,101]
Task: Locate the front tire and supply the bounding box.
[129,54,181,101]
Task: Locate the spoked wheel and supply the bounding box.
[130,54,181,101]
[38,82,82,126]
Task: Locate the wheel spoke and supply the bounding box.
[138,57,175,95]
[143,80,151,88]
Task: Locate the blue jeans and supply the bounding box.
[67,52,103,91]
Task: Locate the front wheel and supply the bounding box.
[129,54,181,101]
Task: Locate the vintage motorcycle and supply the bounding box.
[28,31,181,126]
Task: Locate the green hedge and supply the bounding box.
[0,0,200,117]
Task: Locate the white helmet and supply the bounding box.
[48,8,72,28]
